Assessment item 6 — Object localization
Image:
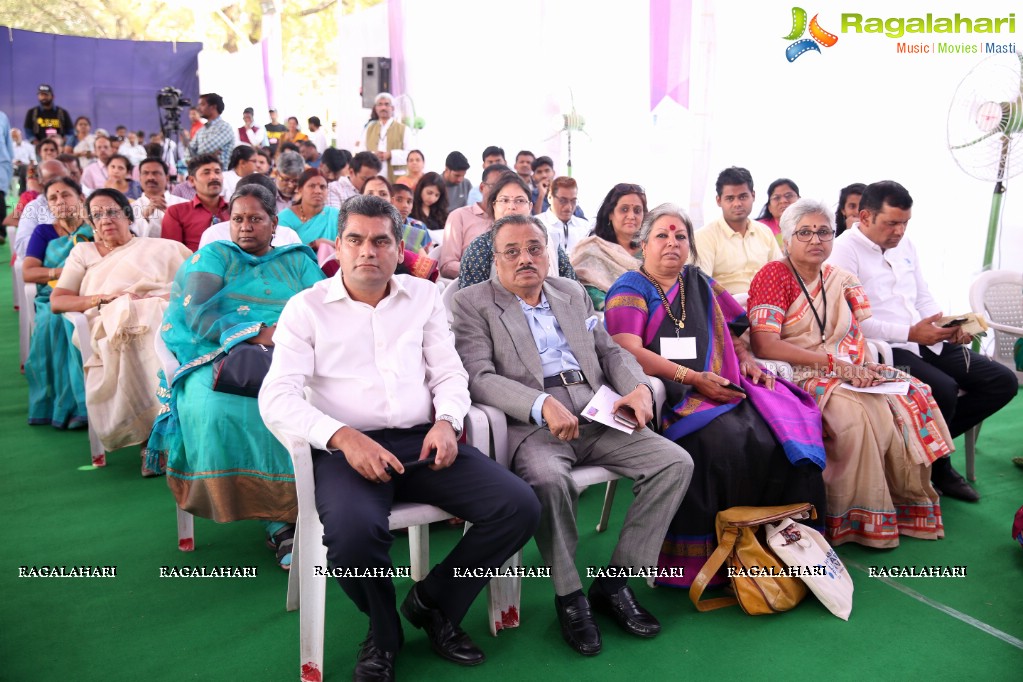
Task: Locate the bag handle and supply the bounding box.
[689,527,739,611]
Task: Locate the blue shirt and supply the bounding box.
[0,111,13,191]
[519,292,581,425]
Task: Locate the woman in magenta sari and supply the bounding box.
[605,203,827,588]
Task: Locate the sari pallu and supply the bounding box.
[61,237,192,451]
[605,267,826,588]
[748,261,951,547]
[26,225,93,429]
[148,242,324,522]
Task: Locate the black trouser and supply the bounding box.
[892,343,1018,440]
[0,190,6,238]
[311,425,540,651]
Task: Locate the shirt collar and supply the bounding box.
[517,291,550,312]
[715,216,751,237]
[325,271,410,304]
[849,223,883,253]
[190,194,228,211]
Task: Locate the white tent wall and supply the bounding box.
[197,40,270,133]
[331,0,1023,316]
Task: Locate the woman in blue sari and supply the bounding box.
[148,184,324,569]
[278,168,339,252]
[605,203,826,588]
[24,177,94,429]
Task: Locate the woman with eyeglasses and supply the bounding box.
[605,203,827,588]
[457,172,576,289]
[409,171,448,232]
[50,188,191,473]
[748,198,952,548]
[148,183,324,569]
[756,178,800,247]
[570,183,646,310]
[23,177,94,430]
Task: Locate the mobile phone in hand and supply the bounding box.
[940,318,968,328]
[384,452,437,477]
[613,406,639,429]
[722,381,747,395]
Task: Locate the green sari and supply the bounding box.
[26,224,94,428]
[147,241,324,523]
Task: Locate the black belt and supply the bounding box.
[543,370,586,388]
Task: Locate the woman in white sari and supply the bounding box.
[51,188,191,472]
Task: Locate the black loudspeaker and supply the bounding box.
[361,57,392,108]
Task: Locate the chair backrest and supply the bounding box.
[427,244,442,261]
[970,270,1023,368]
[441,279,458,327]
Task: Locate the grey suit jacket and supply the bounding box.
[451,276,650,455]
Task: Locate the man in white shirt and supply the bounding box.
[238,107,267,149]
[80,135,113,195]
[360,93,410,183]
[11,127,35,194]
[539,176,590,256]
[259,195,539,681]
[827,180,1016,502]
[14,159,66,258]
[222,145,258,199]
[307,116,328,154]
[120,131,147,167]
[131,157,186,238]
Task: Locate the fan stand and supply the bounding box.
[982,135,1011,271]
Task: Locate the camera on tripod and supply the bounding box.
[156,86,192,140]
[157,86,191,111]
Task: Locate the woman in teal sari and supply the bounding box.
[24,177,94,429]
[278,168,339,253]
[148,184,324,569]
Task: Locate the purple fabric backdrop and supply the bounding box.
[649,0,692,110]
[0,27,201,136]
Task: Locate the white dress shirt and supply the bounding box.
[131,191,188,238]
[197,223,303,250]
[539,209,591,254]
[15,195,55,259]
[13,140,35,166]
[221,169,241,199]
[826,223,941,356]
[309,128,328,155]
[259,274,470,449]
[240,125,268,149]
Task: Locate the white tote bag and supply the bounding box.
[766,518,854,620]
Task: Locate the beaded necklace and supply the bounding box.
[640,266,686,335]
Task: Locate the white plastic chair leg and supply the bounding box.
[176,507,194,551]
[408,524,430,582]
[596,480,618,533]
[488,549,523,635]
[88,423,106,467]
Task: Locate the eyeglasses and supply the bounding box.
[278,176,300,187]
[554,196,578,206]
[771,192,798,203]
[88,208,127,222]
[793,228,835,242]
[494,197,531,206]
[494,244,546,261]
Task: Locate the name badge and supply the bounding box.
[660,336,697,360]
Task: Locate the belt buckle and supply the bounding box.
[559,369,581,386]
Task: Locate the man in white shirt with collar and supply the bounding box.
[259,195,539,682]
[238,107,267,149]
[827,180,1016,502]
[360,93,410,183]
[131,157,186,238]
[694,166,781,295]
[539,176,590,256]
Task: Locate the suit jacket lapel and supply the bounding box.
[493,280,544,387]
[545,282,601,389]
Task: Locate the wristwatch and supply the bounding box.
[436,414,462,438]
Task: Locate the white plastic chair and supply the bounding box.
[970,269,1023,382]
[152,331,196,552]
[64,311,106,467]
[275,406,513,682]
[14,258,32,368]
[441,280,458,327]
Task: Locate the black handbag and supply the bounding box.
[212,343,274,397]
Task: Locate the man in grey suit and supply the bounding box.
[451,214,693,656]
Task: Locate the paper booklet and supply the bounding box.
[580,385,635,434]
[937,312,988,337]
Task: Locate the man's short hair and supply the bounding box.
[337,194,403,243]
[530,155,554,172]
[550,176,577,196]
[391,183,414,197]
[139,156,169,175]
[308,116,321,127]
[445,151,470,172]
[320,147,348,174]
[228,144,257,171]
[515,150,535,162]
[199,93,225,115]
[187,154,221,176]
[482,163,511,183]
[859,180,913,215]
[300,140,318,150]
[276,150,305,177]
[492,214,548,244]
[482,145,505,161]
[243,106,254,115]
[715,166,754,196]
[350,150,383,174]
[237,172,278,197]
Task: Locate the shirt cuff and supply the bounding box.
[432,400,466,426]
[530,393,550,426]
[309,415,347,452]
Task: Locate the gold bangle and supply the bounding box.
[673,364,689,384]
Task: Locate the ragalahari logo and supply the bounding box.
[784,7,839,62]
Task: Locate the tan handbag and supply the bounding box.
[689,503,816,616]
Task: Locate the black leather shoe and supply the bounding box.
[400,583,485,666]
[588,583,661,638]
[555,594,602,655]
[353,632,398,682]
[932,459,980,502]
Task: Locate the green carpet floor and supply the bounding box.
[1,238,1021,681]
